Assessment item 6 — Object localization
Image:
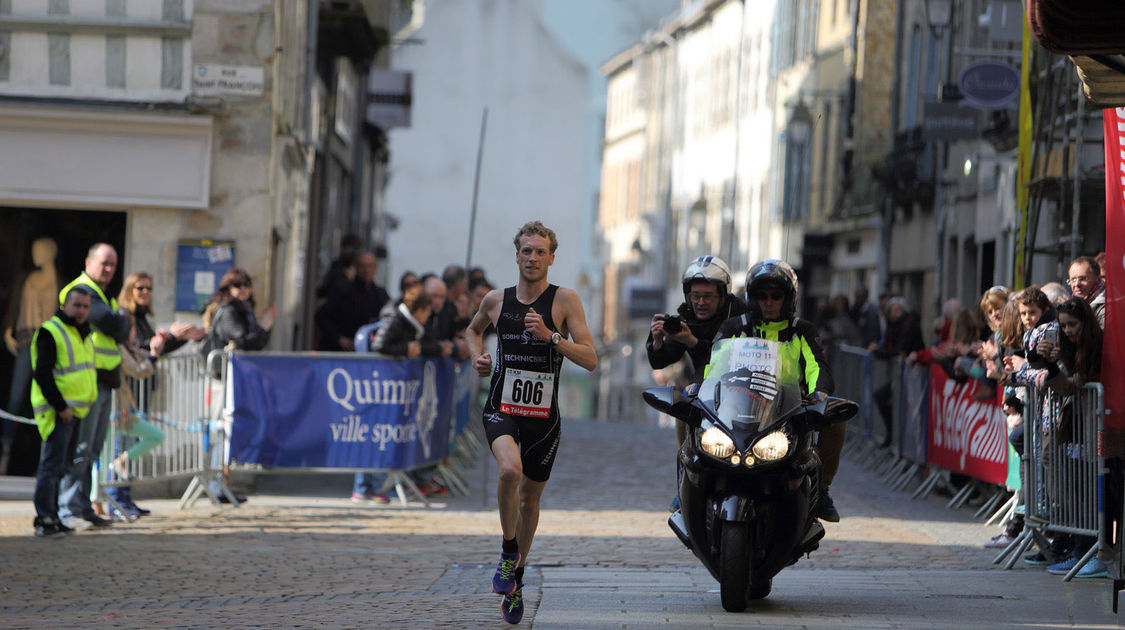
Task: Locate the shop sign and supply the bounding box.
[958,61,1019,110]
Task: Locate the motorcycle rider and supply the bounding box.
[648,256,748,510]
[713,259,844,522]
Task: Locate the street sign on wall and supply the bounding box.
[192,63,264,97]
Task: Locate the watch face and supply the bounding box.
[551,332,561,344]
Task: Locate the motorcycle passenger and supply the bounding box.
[647,256,748,510]
[713,259,844,522]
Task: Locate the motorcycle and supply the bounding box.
[642,337,858,612]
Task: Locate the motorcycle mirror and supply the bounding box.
[641,386,701,426]
[821,396,859,425]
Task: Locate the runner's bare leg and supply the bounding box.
[516,477,547,567]
[492,435,523,539]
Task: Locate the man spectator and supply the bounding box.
[316,233,362,299]
[31,286,97,537]
[851,286,882,347]
[316,252,390,351]
[424,274,470,359]
[1067,255,1105,328]
[868,297,925,448]
[58,243,131,529]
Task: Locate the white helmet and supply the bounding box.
[681,255,731,298]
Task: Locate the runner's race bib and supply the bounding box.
[500,368,556,418]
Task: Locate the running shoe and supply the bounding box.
[984,533,1016,549]
[1046,554,1081,575]
[1022,551,1051,566]
[501,585,524,624]
[1074,558,1110,579]
[492,551,520,594]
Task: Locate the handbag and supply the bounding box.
[118,344,155,380]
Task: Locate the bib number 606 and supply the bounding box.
[510,378,545,406]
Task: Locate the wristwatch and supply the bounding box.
[550,331,562,345]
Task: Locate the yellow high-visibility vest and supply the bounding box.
[59,273,121,371]
[30,316,97,440]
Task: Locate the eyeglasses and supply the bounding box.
[1066,277,1092,286]
[229,282,249,290]
[134,286,153,292]
[752,291,783,302]
[687,292,720,303]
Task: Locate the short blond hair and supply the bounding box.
[513,221,558,254]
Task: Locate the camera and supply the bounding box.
[663,314,683,334]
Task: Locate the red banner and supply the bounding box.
[1103,108,1125,429]
[927,365,1007,484]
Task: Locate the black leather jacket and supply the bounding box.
[645,293,749,382]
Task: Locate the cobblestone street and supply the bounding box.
[0,418,1119,629]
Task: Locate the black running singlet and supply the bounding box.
[484,285,565,421]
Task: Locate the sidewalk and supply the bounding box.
[0,418,1119,629]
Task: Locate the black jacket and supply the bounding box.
[316,279,390,350]
[201,299,270,355]
[646,293,749,381]
[122,305,186,357]
[872,313,925,359]
[371,304,444,358]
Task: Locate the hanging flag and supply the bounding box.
[1102,107,1125,430]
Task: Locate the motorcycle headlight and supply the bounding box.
[751,429,791,461]
[701,427,735,459]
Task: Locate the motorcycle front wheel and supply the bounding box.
[719,521,750,612]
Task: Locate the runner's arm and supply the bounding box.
[555,288,598,372]
[466,289,501,361]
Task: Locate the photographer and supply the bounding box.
[647,256,748,510]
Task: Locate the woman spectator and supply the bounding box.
[105,272,204,520]
[200,268,275,504]
[201,268,276,355]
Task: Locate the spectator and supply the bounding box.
[30,287,97,537]
[1003,286,1057,385]
[57,243,132,530]
[370,291,452,359]
[200,268,276,504]
[378,271,422,319]
[818,295,863,360]
[985,394,1026,548]
[1014,297,1105,578]
[1067,256,1105,328]
[201,268,276,356]
[316,233,362,299]
[869,297,925,447]
[316,252,390,351]
[106,272,204,519]
[1041,281,1069,305]
[850,286,882,347]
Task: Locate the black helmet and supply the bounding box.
[745,259,798,321]
[681,255,731,298]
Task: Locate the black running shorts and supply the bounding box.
[482,411,561,483]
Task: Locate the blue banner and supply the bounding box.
[228,354,462,470]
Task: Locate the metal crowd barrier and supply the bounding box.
[98,353,213,515]
[994,383,1106,581]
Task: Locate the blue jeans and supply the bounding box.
[2,345,32,447]
[354,472,387,495]
[58,385,112,521]
[33,413,82,521]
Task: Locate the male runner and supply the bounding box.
[466,221,597,624]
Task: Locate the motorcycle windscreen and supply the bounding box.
[717,369,779,431]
